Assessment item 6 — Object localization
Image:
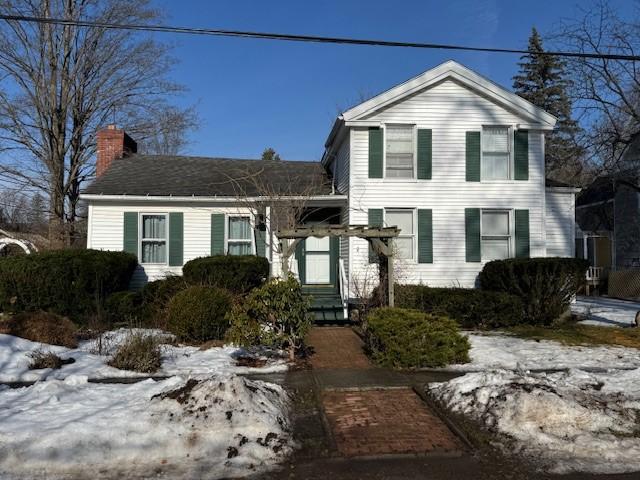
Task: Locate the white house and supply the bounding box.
[81,61,578,321]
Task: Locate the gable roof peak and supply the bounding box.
[339,60,557,127]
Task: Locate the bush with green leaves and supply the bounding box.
[394,284,524,329]
[0,249,137,319]
[104,291,147,324]
[365,307,470,369]
[225,275,312,358]
[182,255,269,293]
[140,276,189,326]
[166,286,233,342]
[479,257,589,325]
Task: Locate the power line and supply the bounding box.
[1,14,638,61]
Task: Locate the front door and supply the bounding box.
[296,236,338,286]
[305,236,331,284]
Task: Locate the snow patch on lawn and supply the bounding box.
[448,332,640,372]
[0,374,291,479]
[572,296,640,328]
[429,368,640,474]
[0,328,287,383]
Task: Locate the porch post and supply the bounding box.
[387,238,394,308]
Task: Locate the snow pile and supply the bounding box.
[572,296,640,328]
[0,329,287,382]
[0,374,291,479]
[448,332,640,372]
[430,368,640,473]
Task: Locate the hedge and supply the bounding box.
[166,286,233,342]
[0,249,137,318]
[479,257,589,325]
[182,255,269,293]
[365,307,470,369]
[394,284,524,329]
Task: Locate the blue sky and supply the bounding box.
[154,0,635,161]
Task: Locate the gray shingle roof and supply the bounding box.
[84,155,333,197]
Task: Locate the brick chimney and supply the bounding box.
[96,125,137,177]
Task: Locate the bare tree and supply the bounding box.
[0,0,195,247]
[553,2,640,181]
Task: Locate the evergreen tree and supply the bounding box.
[261,147,281,161]
[513,28,582,180]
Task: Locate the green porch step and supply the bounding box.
[302,286,346,323]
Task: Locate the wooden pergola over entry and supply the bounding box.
[277,225,400,307]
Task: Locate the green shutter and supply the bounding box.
[465,208,481,262]
[417,209,433,263]
[255,220,266,257]
[466,131,481,182]
[211,214,225,255]
[515,209,530,258]
[368,208,383,263]
[123,212,138,259]
[295,240,306,283]
[514,130,529,180]
[368,127,383,178]
[168,212,183,266]
[417,129,432,180]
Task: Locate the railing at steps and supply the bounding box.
[338,258,348,320]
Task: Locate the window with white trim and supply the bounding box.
[140,214,167,264]
[482,126,510,180]
[481,210,511,261]
[385,125,414,178]
[385,209,414,260]
[227,216,253,255]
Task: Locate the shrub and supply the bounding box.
[140,276,189,326]
[365,307,470,369]
[28,349,68,370]
[0,249,137,318]
[182,255,269,293]
[166,286,233,342]
[394,284,524,329]
[479,258,590,325]
[104,291,146,324]
[3,311,77,347]
[107,332,162,373]
[225,275,312,358]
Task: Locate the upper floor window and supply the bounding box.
[481,210,511,261]
[385,125,414,178]
[385,209,414,260]
[227,216,253,255]
[141,214,167,264]
[482,127,510,180]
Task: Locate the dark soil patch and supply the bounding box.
[236,356,267,368]
[153,378,199,404]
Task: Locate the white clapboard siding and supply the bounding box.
[545,190,576,257]
[89,202,256,289]
[347,78,547,289]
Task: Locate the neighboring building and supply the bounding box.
[81,61,578,318]
[575,172,640,272]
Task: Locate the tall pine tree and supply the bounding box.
[513,28,582,181]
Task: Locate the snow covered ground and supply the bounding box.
[430,368,640,474]
[448,332,640,372]
[0,374,291,479]
[0,328,287,383]
[0,329,293,479]
[572,295,640,327]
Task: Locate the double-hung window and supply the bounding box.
[385,209,414,260]
[481,210,511,261]
[385,125,414,178]
[141,214,167,264]
[482,127,510,180]
[227,216,253,255]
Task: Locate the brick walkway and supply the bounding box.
[307,327,371,370]
[322,388,463,457]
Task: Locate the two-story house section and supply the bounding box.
[83,61,578,318]
[322,60,578,290]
